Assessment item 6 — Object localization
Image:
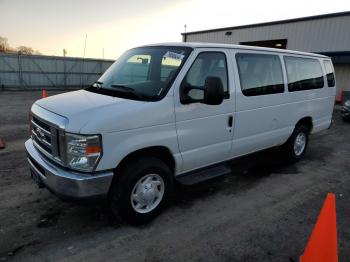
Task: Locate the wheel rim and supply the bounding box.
[294,132,306,156]
[130,174,165,214]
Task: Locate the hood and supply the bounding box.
[35,90,174,133]
[36,90,118,117]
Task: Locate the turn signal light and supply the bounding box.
[85,146,102,155]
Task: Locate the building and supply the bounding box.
[182,11,350,97]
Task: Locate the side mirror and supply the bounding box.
[180,76,225,105]
[203,76,224,105]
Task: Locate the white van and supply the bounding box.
[25,43,336,224]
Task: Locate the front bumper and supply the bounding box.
[25,139,114,199]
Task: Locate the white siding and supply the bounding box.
[334,64,350,96]
[185,14,350,97]
[185,15,350,52]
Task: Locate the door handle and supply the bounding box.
[228,115,233,127]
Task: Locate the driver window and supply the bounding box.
[181,52,228,100]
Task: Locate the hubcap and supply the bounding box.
[130,174,165,214]
[294,132,306,156]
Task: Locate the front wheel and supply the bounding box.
[283,125,309,162]
[109,157,174,225]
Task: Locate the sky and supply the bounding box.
[0,0,349,60]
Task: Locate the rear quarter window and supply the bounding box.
[324,60,335,87]
[284,56,324,92]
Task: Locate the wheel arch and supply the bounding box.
[295,116,313,133]
[112,145,175,178]
[108,146,176,196]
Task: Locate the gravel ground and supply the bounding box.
[0,90,349,262]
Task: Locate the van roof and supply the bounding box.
[142,42,328,59]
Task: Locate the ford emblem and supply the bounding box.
[36,128,46,140]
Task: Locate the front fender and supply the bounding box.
[96,123,182,174]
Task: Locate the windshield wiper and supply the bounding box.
[87,83,153,101]
[111,84,135,91]
[110,84,144,100]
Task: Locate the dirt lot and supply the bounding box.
[0,90,349,262]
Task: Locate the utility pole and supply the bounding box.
[83,34,87,58]
[63,49,67,88]
[183,24,187,42]
[82,34,87,88]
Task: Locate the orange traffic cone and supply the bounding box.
[337,90,343,103]
[0,138,5,149]
[42,89,47,98]
[300,193,338,262]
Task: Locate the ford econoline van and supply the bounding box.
[25,43,336,224]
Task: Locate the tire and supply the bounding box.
[283,125,309,162]
[109,156,174,225]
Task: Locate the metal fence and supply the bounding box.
[0,53,114,89]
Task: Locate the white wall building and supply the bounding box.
[182,11,350,98]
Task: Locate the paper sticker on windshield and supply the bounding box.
[163,51,185,61]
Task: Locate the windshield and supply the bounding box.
[86,46,192,101]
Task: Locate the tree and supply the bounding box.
[0,36,17,53]
[17,46,34,55]
[0,36,41,55]
[0,36,10,52]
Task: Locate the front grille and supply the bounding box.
[31,115,61,163]
[32,116,51,133]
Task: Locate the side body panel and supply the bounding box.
[173,48,236,174]
[230,49,335,158]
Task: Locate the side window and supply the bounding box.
[324,60,335,87]
[115,55,151,84]
[236,53,284,96]
[284,56,324,92]
[181,52,229,100]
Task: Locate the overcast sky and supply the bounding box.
[0,0,349,59]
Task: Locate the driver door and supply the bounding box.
[174,49,235,173]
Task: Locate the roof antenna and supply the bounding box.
[184,24,187,34]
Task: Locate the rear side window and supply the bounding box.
[284,56,324,92]
[236,53,284,96]
[324,60,335,87]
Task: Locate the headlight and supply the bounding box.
[65,133,102,172]
[344,100,350,107]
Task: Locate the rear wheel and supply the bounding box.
[109,156,174,225]
[283,125,309,162]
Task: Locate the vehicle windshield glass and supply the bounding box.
[87,46,192,101]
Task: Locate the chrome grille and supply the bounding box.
[31,115,61,163]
